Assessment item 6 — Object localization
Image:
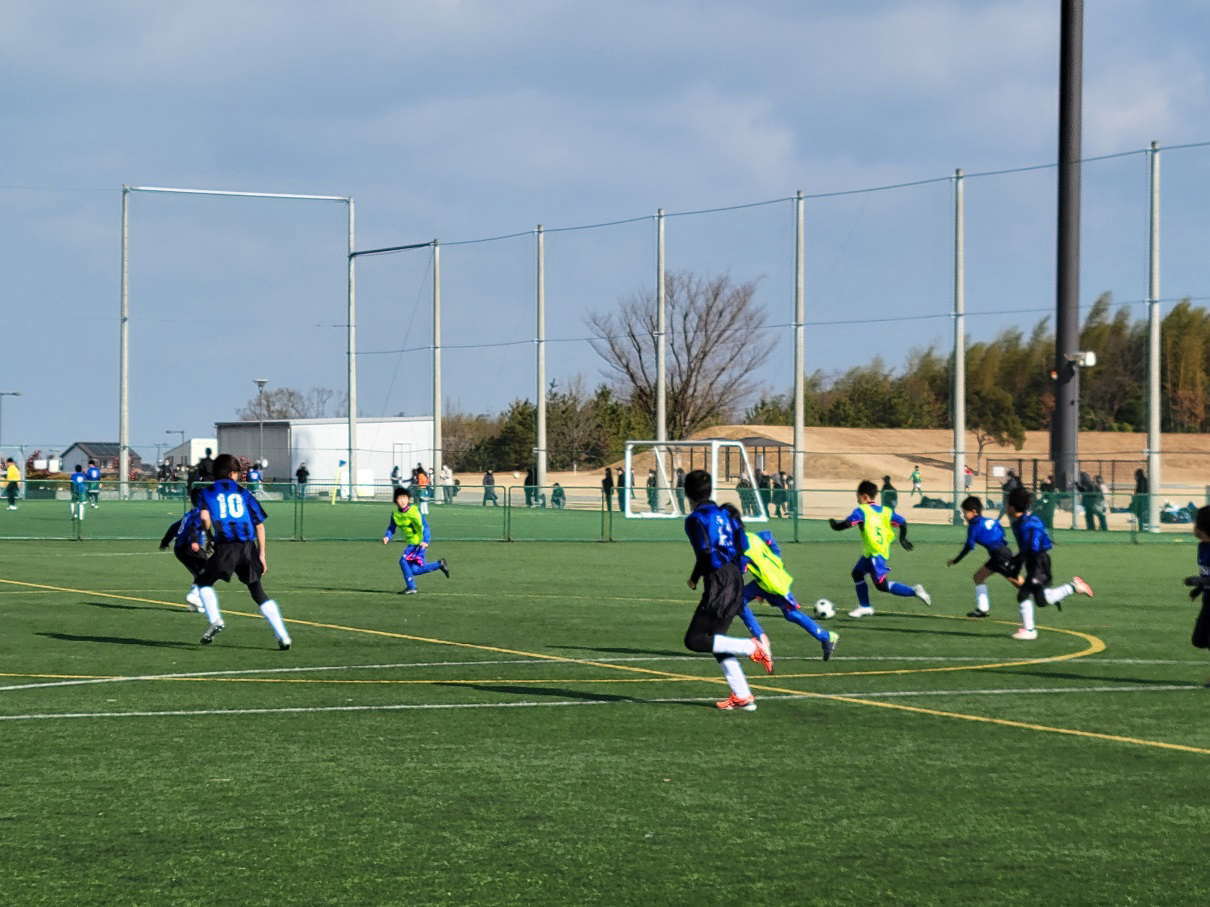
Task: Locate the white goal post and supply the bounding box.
[622,439,769,521]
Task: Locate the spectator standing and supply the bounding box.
[440,463,454,504]
[602,467,615,511]
[1132,468,1150,531]
[196,448,216,483]
[524,466,536,508]
[674,467,686,513]
[482,469,498,507]
[617,466,627,513]
[880,476,898,511]
[4,458,20,510]
[295,462,309,499]
[646,469,659,513]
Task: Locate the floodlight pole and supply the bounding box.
[655,208,667,445]
[119,184,353,501]
[792,190,805,498]
[432,240,443,482]
[346,198,357,499]
[535,225,547,492]
[952,170,967,525]
[1146,141,1162,531]
[1052,0,1083,498]
[254,378,269,466]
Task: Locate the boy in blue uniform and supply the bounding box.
[1005,488,1093,640]
[382,487,449,594]
[85,460,102,509]
[681,470,773,712]
[947,496,1019,618]
[194,453,292,649]
[720,503,839,661]
[246,461,263,495]
[159,487,209,612]
[829,479,930,618]
[1181,507,1210,682]
[69,464,89,521]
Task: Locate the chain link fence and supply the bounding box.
[2,480,1203,544]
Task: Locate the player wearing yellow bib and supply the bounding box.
[721,503,839,661]
[829,479,931,618]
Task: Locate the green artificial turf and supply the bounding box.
[1,531,1208,905]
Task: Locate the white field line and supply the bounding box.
[2,654,1203,694]
[0,684,1203,723]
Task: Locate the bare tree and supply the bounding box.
[238,385,341,420]
[587,272,771,439]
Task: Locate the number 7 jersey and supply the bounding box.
[198,478,268,542]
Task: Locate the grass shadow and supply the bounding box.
[84,600,167,612]
[547,644,691,658]
[438,683,706,708]
[38,632,197,649]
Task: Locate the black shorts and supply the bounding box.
[983,547,1017,579]
[684,562,746,653]
[1017,551,1053,604]
[196,541,261,587]
[174,545,207,580]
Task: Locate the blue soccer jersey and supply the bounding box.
[70,470,88,499]
[85,465,101,484]
[684,501,747,578]
[174,508,207,549]
[1012,512,1053,554]
[1199,542,1210,577]
[199,478,267,542]
[247,468,262,484]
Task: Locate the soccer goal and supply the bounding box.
[622,439,768,521]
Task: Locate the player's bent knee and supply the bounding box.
[683,630,712,653]
[872,576,889,592]
[247,580,270,606]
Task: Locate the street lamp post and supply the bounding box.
[0,392,21,456]
[254,379,269,468]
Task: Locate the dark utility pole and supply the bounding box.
[1052,0,1083,492]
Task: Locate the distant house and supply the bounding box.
[59,442,144,477]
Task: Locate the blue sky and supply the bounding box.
[3,0,1209,459]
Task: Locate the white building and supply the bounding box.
[215,416,434,494]
[163,438,218,471]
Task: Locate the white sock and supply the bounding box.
[974,584,990,613]
[711,635,756,657]
[719,656,752,700]
[199,586,222,625]
[1044,583,1075,605]
[259,600,290,642]
[1018,598,1036,632]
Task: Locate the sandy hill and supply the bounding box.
[572,426,1210,491]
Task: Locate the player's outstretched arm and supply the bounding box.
[898,524,914,552]
[828,518,850,531]
[159,520,181,550]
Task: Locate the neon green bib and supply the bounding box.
[745,534,794,598]
[859,503,894,559]
[391,507,424,545]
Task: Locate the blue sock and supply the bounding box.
[398,557,417,590]
[412,561,443,577]
[739,605,764,638]
[887,581,916,597]
[783,607,828,642]
[854,581,870,607]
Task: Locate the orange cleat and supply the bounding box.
[1071,576,1094,598]
[715,694,757,711]
[750,636,774,674]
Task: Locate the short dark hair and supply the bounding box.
[394,487,411,503]
[87,459,96,465]
[75,464,82,472]
[720,501,745,529]
[683,469,712,503]
[960,496,983,514]
[1196,506,1210,536]
[857,480,878,499]
[1007,488,1032,513]
[213,453,239,477]
[189,486,203,507]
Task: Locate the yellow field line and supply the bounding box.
[3,576,1207,756]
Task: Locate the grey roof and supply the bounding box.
[62,442,143,460]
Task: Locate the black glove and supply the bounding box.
[900,538,914,552]
[1184,576,1208,600]
[829,518,848,531]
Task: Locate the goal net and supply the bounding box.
[621,439,768,521]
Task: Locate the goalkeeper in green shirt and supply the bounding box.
[721,503,839,662]
[382,487,450,594]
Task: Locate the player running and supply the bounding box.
[829,479,931,618]
[68,464,89,521]
[382,487,449,594]
[680,469,773,711]
[194,453,292,650]
[720,503,838,662]
[159,487,209,613]
[1005,487,1093,640]
[84,459,102,509]
[947,495,1019,618]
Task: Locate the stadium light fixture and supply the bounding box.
[254,379,269,467]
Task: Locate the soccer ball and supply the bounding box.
[813,598,836,619]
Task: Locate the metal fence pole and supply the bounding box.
[1146,140,1162,532]
[952,169,966,524]
[119,187,130,499]
[347,198,358,499]
[535,225,547,492]
[655,208,667,444]
[793,190,805,498]
[432,240,443,482]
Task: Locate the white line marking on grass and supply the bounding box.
[2,684,1202,722]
